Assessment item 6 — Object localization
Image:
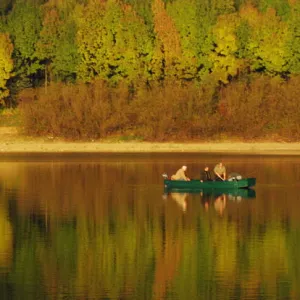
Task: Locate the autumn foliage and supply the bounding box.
[1,0,300,140]
[19,75,300,141]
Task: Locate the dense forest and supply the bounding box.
[1,0,300,140]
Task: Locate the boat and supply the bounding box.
[163,177,256,192]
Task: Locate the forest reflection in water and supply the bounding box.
[0,153,300,300]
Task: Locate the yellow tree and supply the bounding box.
[210,13,242,83]
[76,0,152,84]
[239,4,291,75]
[0,33,13,103]
[0,201,12,272]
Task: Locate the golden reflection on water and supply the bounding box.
[0,203,12,272]
[0,155,300,299]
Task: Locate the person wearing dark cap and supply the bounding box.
[200,166,212,182]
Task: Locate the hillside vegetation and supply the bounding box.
[1,0,300,141]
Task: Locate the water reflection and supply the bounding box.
[165,188,256,215]
[0,155,300,300]
[213,193,226,215]
[170,192,188,212]
[0,202,12,274]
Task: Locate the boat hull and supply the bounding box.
[164,178,256,191]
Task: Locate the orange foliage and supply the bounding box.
[19,75,300,141]
[152,0,182,78]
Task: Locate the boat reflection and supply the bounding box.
[164,188,256,214]
[165,187,256,199]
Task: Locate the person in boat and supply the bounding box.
[171,165,190,181]
[200,166,212,182]
[214,162,226,181]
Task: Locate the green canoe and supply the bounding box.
[164,178,256,191]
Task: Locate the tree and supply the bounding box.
[36,3,62,85]
[110,3,153,83]
[256,0,291,19]
[166,0,213,80]
[209,13,242,83]
[52,17,79,82]
[76,0,153,83]
[6,0,42,92]
[239,4,291,75]
[75,0,109,82]
[209,0,236,15]
[35,2,79,84]
[0,33,14,103]
[123,0,153,28]
[0,0,13,15]
[151,0,182,80]
[286,1,300,74]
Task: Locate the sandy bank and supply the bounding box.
[1,127,300,155]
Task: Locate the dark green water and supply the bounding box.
[0,153,300,300]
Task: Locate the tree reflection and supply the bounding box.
[0,201,12,273]
[0,160,299,299]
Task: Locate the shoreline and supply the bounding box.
[3,140,300,155]
[1,127,300,155]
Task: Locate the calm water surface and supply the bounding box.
[0,153,300,300]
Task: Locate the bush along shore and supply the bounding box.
[18,77,300,142]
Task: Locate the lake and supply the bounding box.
[0,153,299,300]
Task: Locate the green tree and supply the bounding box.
[36,3,62,84]
[6,0,42,92]
[209,13,242,83]
[112,3,153,83]
[257,0,291,19]
[236,19,251,63]
[166,0,213,80]
[0,14,7,34]
[0,32,14,103]
[239,4,291,75]
[52,17,79,82]
[210,0,236,15]
[123,0,153,28]
[76,0,152,83]
[286,1,300,74]
[0,0,13,15]
[36,2,79,83]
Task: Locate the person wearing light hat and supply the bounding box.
[171,165,190,181]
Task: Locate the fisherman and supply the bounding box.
[200,166,212,182]
[171,165,190,181]
[214,162,226,181]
